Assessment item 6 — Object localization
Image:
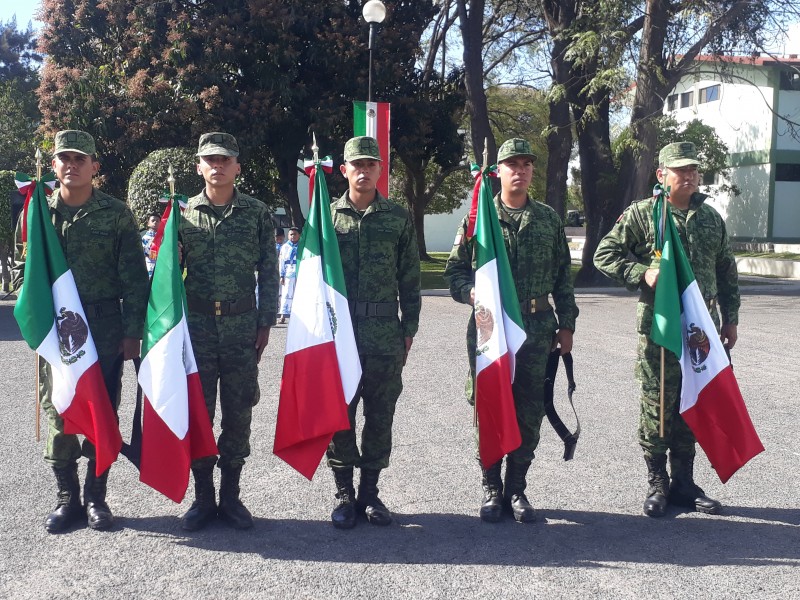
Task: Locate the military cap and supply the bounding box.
[497,138,537,163]
[54,130,97,156]
[659,142,699,168]
[197,132,240,157]
[344,136,382,162]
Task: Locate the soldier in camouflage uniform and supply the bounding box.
[444,138,578,523]
[326,136,421,529]
[594,141,739,517]
[178,132,278,531]
[13,130,149,533]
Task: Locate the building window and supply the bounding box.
[775,163,800,181]
[680,91,693,108]
[702,171,719,186]
[667,94,677,111]
[779,70,800,91]
[699,84,720,104]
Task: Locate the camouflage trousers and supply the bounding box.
[190,329,260,471]
[467,332,552,467]
[326,354,404,471]
[635,334,696,459]
[40,352,124,469]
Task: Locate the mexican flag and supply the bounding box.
[273,157,360,480]
[137,197,218,502]
[353,101,390,197]
[13,173,121,476]
[472,164,527,468]
[651,195,763,483]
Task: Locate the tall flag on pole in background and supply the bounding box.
[353,101,390,197]
[650,189,763,483]
[274,151,360,480]
[13,172,122,476]
[137,197,218,502]
[472,164,527,468]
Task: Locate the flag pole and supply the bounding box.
[473,139,489,429]
[658,186,669,438]
[312,132,319,163]
[34,148,42,442]
[167,163,175,198]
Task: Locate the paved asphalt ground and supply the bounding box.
[1,280,799,599]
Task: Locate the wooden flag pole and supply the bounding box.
[473,139,489,429]
[658,185,669,439]
[34,148,42,442]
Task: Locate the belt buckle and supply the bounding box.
[529,299,537,314]
[215,301,222,316]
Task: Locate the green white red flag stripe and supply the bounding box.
[651,194,763,483]
[137,198,218,502]
[472,164,526,468]
[274,158,359,480]
[353,101,390,197]
[15,173,56,244]
[13,173,121,476]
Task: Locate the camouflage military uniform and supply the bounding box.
[445,194,578,466]
[593,192,740,457]
[13,188,149,468]
[325,190,421,471]
[179,188,278,470]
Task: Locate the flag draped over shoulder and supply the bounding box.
[650,191,763,483]
[13,173,121,476]
[137,198,217,502]
[274,157,360,480]
[472,164,527,468]
[353,101,390,197]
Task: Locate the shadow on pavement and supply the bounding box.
[0,305,22,342]
[120,507,800,567]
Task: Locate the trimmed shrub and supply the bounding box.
[127,147,199,226]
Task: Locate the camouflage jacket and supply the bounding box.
[593,192,740,331]
[444,194,578,336]
[179,188,278,328]
[331,191,421,355]
[12,187,149,353]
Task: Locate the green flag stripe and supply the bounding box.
[353,102,366,135]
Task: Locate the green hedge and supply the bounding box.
[127,147,199,226]
[0,170,16,245]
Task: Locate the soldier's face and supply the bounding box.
[53,152,99,189]
[341,159,382,194]
[197,155,240,188]
[498,157,533,193]
[657,164,699,203]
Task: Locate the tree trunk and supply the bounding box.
[544,36,574,218]
[402,163,431,261]
[275,156,305,228]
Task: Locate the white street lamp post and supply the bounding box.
[362,0,386,103]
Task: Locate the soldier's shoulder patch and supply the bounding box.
[453,233,463,246]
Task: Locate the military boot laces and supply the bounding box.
[643,455,669,518]
[218,466,253,529]
[84,461,114,530]
[181,465,217,531]
[331,469,357,529]
[668,454,722,514]
[45,463,84,534]
[504,461,536,523]
[357,469,392,526]
[480,461,504,523]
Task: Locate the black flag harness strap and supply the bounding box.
[120,357,143,469]
[544,350,580,461]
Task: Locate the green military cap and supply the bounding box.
[54,130,96,156]
[197,132,240,157]
[497,138,537,163]
[343,136,382,162]
[659,142,699,168]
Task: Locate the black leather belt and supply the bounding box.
[544,350,580,461]
[519,295,552,314]
[187,295,256,316]
[84,299,121,318]
[350,300,398,317]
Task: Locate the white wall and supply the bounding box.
[707,163,771,239]
[775,91,800,151]
[773,181,800,237]
[425,197,469,252]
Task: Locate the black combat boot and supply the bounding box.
[181,463,217,531]
[218,465,254,529]
[643,455,670,517]
[356,469,392,526]
[479,461,504,523]
[45,463,84,533]
[331,468,357,529]
[84,461,113,530]
[504,460,536,523]
[669,451,722,514]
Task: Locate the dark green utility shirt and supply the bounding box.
[444,195,578,336]
[593,192,740,333]
[331,191,421,356]
[12,187,149,354]
[179,188,278,329]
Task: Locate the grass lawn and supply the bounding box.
[734,251,800,261]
